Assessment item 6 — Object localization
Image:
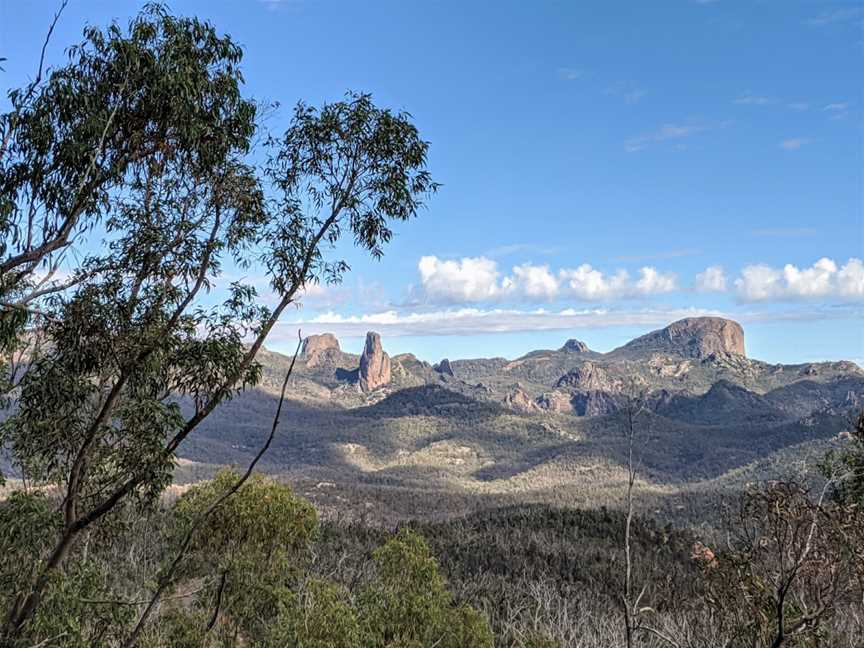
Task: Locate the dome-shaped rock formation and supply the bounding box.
[560,339,590,353]
[617,317,745,359]
[301,333,341,367]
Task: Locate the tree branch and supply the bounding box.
[121,330,303,648]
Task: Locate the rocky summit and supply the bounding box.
[561,339,590,353]
[615,317,746,359]
[301,333,341,367]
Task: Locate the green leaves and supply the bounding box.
[169,472,318,641]
[264,91,439,293]
[359,528,494,648]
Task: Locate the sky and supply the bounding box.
[2,0,862,364]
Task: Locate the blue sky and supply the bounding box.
[2,0,862,364]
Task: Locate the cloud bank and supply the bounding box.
[414,256,864,305]
[417,256,677,303]
[283,306,720,339]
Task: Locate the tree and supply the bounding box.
[822,410,864,506]
[165,471,318,643]
[265,579,362,648]
[359,528,494,648]
[705,481,859,648]
[0,5,436,641]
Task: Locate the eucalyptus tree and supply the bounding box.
[0,5,436,641]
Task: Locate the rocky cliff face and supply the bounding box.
[617,317,745,359]
[536,390,574,414]
[359,331,391,392]
[555,362,620,392]
[504,384,540,413]
[302,333,341,367]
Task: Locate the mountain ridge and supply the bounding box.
[172,316,862,504]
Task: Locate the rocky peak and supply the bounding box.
[359,331,391,392]
[561,339,589,353]
[434,358,455,377]
[302,333,341,367]
[619,317,745,359]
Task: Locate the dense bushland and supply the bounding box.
[1,462,862,646]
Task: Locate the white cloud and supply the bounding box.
[417,256,676,303]
[506,264,560,300]
[270,303,861,342]
[788,102,810,111]
[624,122,718,153]
[634,267,677,294]
[735,258,864,302]
[695,265,727,292]
[417,255,503,302]
[558,265,631,300]
[614,248,699,262]
[808,8,864,27]
[736,264,783,301]
[780,138,813,150]
[414,255,864,306]
[823,102,852,120]
[836,259,864,298]
[280,306,722,339]
[557,67,584,81]
[752,227,817,238]
[483,243,561,258]
[606,81,647,104]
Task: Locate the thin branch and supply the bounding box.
[0,0,69,159]
[205,570,229,633]
[25,631,68,648]
[639,624,684,648]
[121,330,304,648]
[0,302,58,322]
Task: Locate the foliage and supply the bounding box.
[0,3,435,639]
[265,579,361,648]
[0,492,132,646]
[137,608,215,648]
[171,471,317,641]
[26,560,134,648]
[821,410,864,506]
[358,528,494,648]
[703,481,863,647]
[132,481,492,647]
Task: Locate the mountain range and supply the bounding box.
[177,317,863,520]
